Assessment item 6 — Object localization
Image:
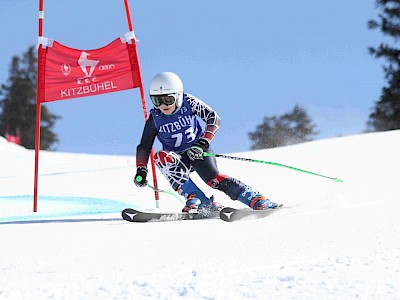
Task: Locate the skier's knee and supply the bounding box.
[207,173,245,200]
[154,150,181,168]
[155,150,190,190]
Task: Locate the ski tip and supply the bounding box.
[219,206,279,222]
[122,208,138,222]
[121,208,149,223]
[219,207,236,222]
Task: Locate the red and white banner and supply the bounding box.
[38,37,141,102]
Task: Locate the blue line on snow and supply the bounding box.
[0,195,138,224]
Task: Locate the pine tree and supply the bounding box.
[367,0,400,131]
[0,46,59,149]
[248,104,318,150]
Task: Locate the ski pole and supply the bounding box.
[135,175,185,204]
[203,152,343,183]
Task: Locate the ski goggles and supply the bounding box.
[150,93,178,107]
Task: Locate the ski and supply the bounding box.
[121,208,219,223]
[122,206,282,223]
[219,206,279,222]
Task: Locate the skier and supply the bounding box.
[134,72,280,212]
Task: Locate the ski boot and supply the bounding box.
[209,195,223,212]
[237,185,280,210]
[179,179,222,215]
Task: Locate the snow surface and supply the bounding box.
[1,131,399,299]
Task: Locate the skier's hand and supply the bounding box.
[186,138,209,161]
[134,166,148,187]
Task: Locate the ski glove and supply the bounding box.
[134,166,148,187]
[186,138,210,161]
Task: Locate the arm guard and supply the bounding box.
[185,93,221,142]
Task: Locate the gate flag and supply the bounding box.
[34,1,161,213]
[38,35,141,103]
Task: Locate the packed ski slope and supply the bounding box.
[1,130,399,299]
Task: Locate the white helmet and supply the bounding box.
[149,72,184,108]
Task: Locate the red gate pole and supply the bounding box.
[123,0,160,208]
[33,0,45,212]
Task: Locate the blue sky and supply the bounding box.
[0,0,384,155]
